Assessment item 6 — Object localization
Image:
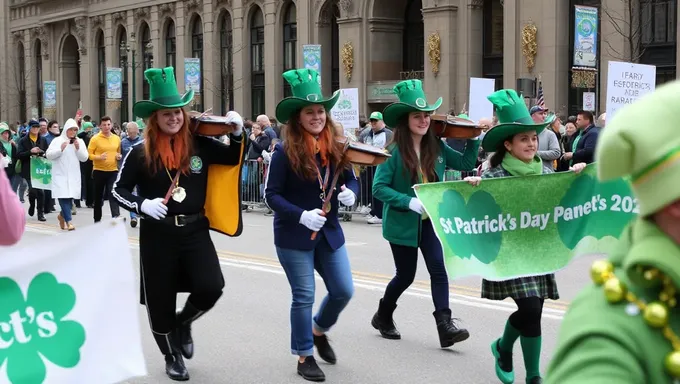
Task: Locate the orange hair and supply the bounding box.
[283,112,344,180]
[143,109,194,175]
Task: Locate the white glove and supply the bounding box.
[141,198,168,220]
[0,155,9,168]
[408,198,425,214]
[225,111,244,137]
[337,186,356,206]
[261,150,272,162]
[299,209,327,232]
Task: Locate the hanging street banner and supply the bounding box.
[106,67,123,100]
[303,45,322,84]
[0,220,146,383]
[330,88,360,131]
[573,5,598,68]
[184,58,202,93]
[414,164,637,281]
[43,81,56,110]
[605,61,656,120]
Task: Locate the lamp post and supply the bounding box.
[120,36,153,121]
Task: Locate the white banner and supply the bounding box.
[0,221,146,384]
[605,61,656,119]
[582,91,596,111]
[330,88,360,130]
[468,78,496,123]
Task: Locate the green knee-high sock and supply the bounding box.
[498,319,521,352]
[520,335,542,379]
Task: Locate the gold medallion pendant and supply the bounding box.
[172,187,187,203]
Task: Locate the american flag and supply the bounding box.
[536,81,545,109]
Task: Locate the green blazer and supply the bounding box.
[372,139,480,247]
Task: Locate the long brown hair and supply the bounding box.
[392,113,440,183]
[143,109,194,175]
[489,143,508,168]
[283,111,344,180]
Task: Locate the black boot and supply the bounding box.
[313,334,336,364]
[28,197,35,217]
[154,333,189,381]
[297,356,325,382]
[433,308,470,348]
[371,299,401,340]
[175,301,205,359]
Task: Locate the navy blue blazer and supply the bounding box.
[264,143,360,251]
[572,124,600,164]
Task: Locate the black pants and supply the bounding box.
[139,217,224,354]
[383,219,450,311]
[43,189,54,213]
[509,297,544,337]
[80,161,94,206]
[27,181,45,216]
[366,167,383,218]
[92,170,120,222]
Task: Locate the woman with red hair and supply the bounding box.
[113,67,245,381]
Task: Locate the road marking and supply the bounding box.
[24,222,570,314]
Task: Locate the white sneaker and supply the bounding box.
[367,216,382,224]
[359,205,371,215]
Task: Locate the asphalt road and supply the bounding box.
[14,204,602,384]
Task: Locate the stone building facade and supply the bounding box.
[1,0,678,124]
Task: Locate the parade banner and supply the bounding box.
[106,67,123,99]
[0,221,146,384]
[573,6,598,67]
[468,78,495,123]
[414,164,636,281]
[29,157,52,190]
[43,81,56,111]
[605,61,656,120]
[330,88,360,130]
[303,45,322,83]
[184,58,201,92]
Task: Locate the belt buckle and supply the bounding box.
[174,214,186,227]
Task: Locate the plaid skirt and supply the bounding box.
[481,274,559,301]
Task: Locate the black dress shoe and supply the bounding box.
[297,356,325,382]
[313,334,336,364]
[165,352,189,381]
[37,214,46,222]
[176,302,205,360]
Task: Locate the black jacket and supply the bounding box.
[16,134,48,181]
[572,124,600,165]
[0,141,18,178]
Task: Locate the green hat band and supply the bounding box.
[632,145,680,185]
[151,95,187,105]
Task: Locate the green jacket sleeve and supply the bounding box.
[372,154,412,211]
[443,139,480,171]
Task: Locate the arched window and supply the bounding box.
[140,23,153,100]
[220,13,234,114]
[403,0,424,75]
[283,3,297,97]
[165,20,176,69]
[36,40,43,118]
[118,29,129,122]
[18,42,26,122]
[191,16,204,111]
[97,32,106,118]
[250,8,265,118]
[482,0,503,90]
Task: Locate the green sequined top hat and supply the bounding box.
[275,68,340,123]
[133,67,195,119]
[481,89,555,152]
[382,79,443,128]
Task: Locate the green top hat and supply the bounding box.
[275,68,340,123]
[133,67,195,119]
[382,80,443,128]
[481,89,554,152]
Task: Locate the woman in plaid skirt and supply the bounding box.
[463,89,587,384]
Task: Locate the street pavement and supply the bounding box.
[14,203,602,384]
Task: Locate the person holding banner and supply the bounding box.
[16,119,49,222]
[264,68,358,382]
[112,67,246,381]
[546,83,680,383]
[371,79,478,348]
[463,89,586,384]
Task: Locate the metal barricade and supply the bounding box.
[241,159,267,210]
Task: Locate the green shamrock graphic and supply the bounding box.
[0,272,86,384]
[337,99,352,110]
[30,159,51,186]
[557,172,636,249]
[438,189,503,264]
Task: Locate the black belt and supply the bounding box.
[156,212,204,227]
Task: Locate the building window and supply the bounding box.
[568,0,601,115]
[118,29,129,122]
[220,13,234,115]
[250,8,265,118]
[36,41,43,118]
[191,17,204,111]
[482,0,504,90]
[165,21,176,69]
[18,42,26,122]
[141,23,153,100]
[283,3,297,97]
[97,33,106,119]
[640,0,677,86]
[403,0,424,75]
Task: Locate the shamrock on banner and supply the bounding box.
[29,157,52,190]
[414,164,637,280]
[0,221,146,383]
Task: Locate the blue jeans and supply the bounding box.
[276,242,354,356]
[58,198,73,222]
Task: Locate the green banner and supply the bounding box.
[30,157,52,190]
[414,164,637,280]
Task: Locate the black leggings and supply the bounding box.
[509,297,544,337]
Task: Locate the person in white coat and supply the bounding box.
[46,118,89,230]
